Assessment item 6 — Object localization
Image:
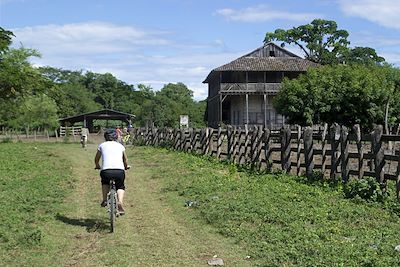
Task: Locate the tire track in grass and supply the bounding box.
[57,144,249,266]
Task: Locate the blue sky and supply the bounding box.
[1,0,400,100]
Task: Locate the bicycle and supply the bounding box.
[96,166,130,233]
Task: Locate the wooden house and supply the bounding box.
[203,42,318,128]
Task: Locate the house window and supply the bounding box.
[269,50,275,57]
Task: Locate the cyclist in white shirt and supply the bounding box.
[95,128,129,214]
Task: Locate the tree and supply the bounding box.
[153,83,198,127]
[0,27,14,56]
[265,19,384,66]
[273,64,395,128]
[6,94,59,130]
[0,48,45,99]
[39,67,102,117]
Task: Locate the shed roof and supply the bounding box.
[59,109,135,125]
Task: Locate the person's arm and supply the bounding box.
[94,150,101,169]
[123,151,129,170]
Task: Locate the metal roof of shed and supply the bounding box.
[59,109,135,125]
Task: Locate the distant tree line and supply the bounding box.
[0,27,206,131]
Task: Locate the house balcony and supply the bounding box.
[219,83,282,95]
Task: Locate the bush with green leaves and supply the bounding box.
[344,176,384,202]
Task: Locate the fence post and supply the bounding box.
[372,125,386,192]
[233,127,240,164]
[263,128,272,171]
[353,124,364,179]
[244,125,250,164]
[330,123,341,180]
[280,125,291,173]
[200,128,207,155]
[341,126,349,183]
[304,126,314,177]
[250,126,258,163]
[238,127,244,164]
[227,126,233,161]
[180,128,185,151]
[321,123,328,174]
[396,149,400,199]
[208,128,214,156]
[217,127,223,159]
[174,129,180,150]
[255,125,263,168]
[296,125,302,176]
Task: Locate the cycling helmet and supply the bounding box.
[104,128,118,141]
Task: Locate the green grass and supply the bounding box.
[136,146,400,267]
[2,142,400,266]
[0,142,73,264]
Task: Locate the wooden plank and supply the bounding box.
[304,126,314,177]
[296,125,302,176]
[263,128,272,171]
[330,123,341,180]
[341,126,349,182]
[321,123,328,173]
[280,125,291,172]
[372,125,386,191]
[353,124,364,179]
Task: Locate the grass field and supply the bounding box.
[1,141,400,266]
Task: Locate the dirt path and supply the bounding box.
[52,143,250,267]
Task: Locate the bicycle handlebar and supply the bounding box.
[94,165,130,170]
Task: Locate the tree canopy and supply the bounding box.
[265,19,385,65]
[273,64,400,129]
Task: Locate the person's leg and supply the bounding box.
[117,189,125,204]
[102,184,110,202]
[100,170,110,206]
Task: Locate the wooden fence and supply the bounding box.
[130,124,400,198]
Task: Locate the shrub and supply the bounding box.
[344,177,384,202]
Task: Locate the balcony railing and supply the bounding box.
[220,83,281,94]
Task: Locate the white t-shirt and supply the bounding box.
[98,141,125,170]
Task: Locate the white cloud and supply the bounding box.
[11,22,242,100]
[337,0,400,29]
[215,5,319,23]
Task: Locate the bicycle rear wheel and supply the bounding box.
[109,189,117,232]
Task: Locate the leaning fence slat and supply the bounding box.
[341,126,349,183]
[263,128,271,171]
[321,123,328,174]
[296,125,302,176]
[281,125,291,173]
[396,150,400,198]
[372,125,386,191]
[255,126,263,168]
[217,127,223,159]
[330,123,341,180]
[304,127,314,177]
[353,124,364,179]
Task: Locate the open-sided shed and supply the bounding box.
[59,109,135,132]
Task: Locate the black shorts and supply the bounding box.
[100,169,126,190]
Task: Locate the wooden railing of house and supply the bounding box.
[131,124,400,198]
[220,83,281,94]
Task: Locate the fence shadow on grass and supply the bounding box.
[55,213,109,233]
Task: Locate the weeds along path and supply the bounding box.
[56,143,249,267]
